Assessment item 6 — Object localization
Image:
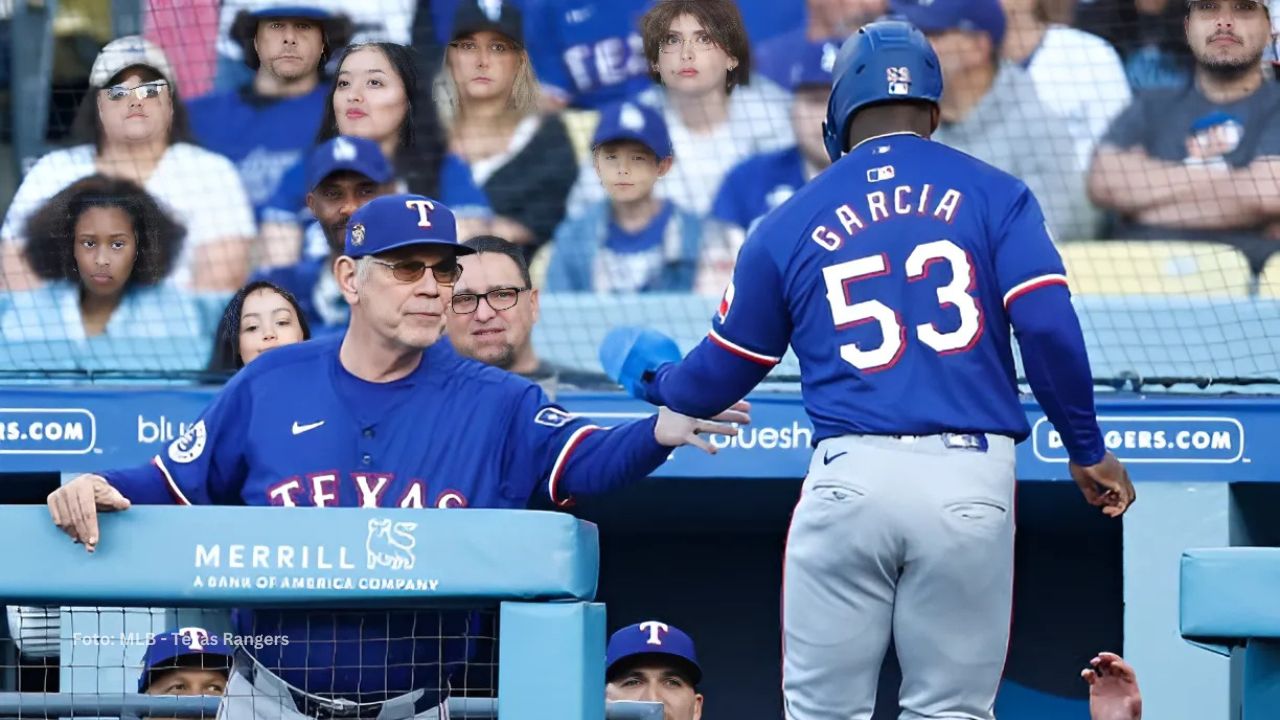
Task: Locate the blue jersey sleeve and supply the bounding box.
[707,227,792,366]
[501,384,670,507]
[106,378,253,505]
[992,184,1070,310]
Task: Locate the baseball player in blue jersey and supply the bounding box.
[46,193,749,719]
[616,21,1136,720]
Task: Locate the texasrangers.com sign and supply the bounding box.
[190,517,440,592]
[1032,416,1245,464]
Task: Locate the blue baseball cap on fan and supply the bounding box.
[789,39,840,91]
[138,628,234,692]
[307,136,393,191]
[344,193,477,259]
[888,0,1007,48]
[592,101,674,160]
[605,621,703,684]
[249,4,333,19]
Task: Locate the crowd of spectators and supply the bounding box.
[0,0,1277,375]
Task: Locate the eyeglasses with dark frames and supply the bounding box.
[366,257,463,285]
[450,287,529,314]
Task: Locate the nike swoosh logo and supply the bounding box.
[822,450,847,465]
[292,420,325,435]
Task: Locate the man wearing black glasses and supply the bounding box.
[447,235,610,397]
[48,193,749,720]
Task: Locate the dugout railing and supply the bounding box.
[0,506,663,720]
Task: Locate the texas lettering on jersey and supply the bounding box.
[110,334,640,512]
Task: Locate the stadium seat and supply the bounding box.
[1060,241,1254,297]
[562,109,601,165]
[1256,255,1280,299]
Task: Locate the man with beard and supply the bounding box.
[188,5,352,221]
[446,235,609,398]
[253,136,395,333]
[1088,0,1280,256]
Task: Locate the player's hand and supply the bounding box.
[1082,652,1142,720]
[47,473,131,553]
[653,401,751,453]
[1070,452,1135,518]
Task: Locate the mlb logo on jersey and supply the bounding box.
[717,282,736,323]
[887,67,912,96]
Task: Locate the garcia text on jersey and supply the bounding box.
[811,184,963,251]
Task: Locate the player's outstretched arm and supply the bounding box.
[47,474,131,553]
[1008,284,1134,517]
[1082,652,1142,720]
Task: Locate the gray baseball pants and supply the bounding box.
[782,433,1016,720]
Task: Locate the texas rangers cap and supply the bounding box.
[605,621,702,685]
[344,194,477,259]
[307,136,393,191]
[788,40,839,91]
[89,35,176,90]
[592,101,674,160]
[888,0,1007,48]
[137,628,234,692]
[452,0,525,45]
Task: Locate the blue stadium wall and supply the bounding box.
[1,386,1274,720]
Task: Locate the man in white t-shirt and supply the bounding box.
[1000,0,1133,173]
[0,36,256,292]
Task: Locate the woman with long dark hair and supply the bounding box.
[207,280,312,373]
[259,42,491,265]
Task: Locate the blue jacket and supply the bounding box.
[545,200,704,292]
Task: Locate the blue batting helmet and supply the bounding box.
[822,20,944,163]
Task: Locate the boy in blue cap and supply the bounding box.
[545,101,704,293]
[605,621,704,720]
[138,628,233,697]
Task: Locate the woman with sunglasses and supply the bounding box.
[1,36,255,293]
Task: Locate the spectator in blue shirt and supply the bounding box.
[546,101,703,293]
[187,6,353,221]
[706,38,836,292]
[755,0,886,88]
[254,136,397,333]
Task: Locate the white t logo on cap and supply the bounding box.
[176,627,211,651]
[405,199,435,228]
[620,103,646,132]
[639,621,669,646]
[334,137,357,161]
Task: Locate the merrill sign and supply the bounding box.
[192,518,439,592]
[1033,416,1245,464]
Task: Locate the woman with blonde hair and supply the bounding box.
[438,0,578,258]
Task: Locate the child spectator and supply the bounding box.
[1,36,255,292]
[207,280,312,373]
[546,101,702,293]
[0,175,207,354]
[563,0,793,220]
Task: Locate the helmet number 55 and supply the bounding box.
[821,239,983,372]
